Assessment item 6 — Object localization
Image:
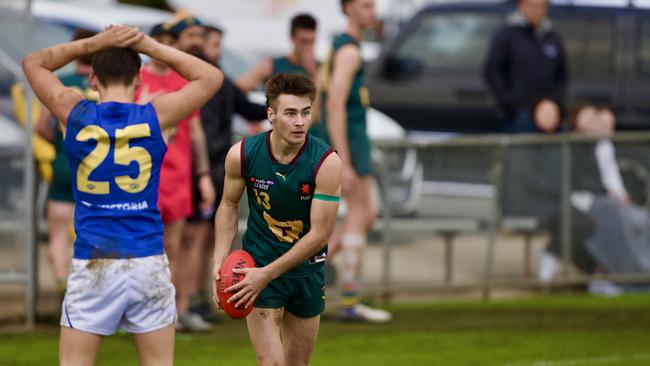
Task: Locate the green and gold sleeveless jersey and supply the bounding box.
[49,73,98,202]
[272,56,308,76]
[312,33,369,142]
[241,131,334,277]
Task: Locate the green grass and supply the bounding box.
[1,294,650,365]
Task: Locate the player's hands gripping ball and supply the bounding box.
[216,250,256,319]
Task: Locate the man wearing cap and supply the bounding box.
[182,24,269,324]
[135,21,216,332]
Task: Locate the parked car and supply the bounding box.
[367,0,650,132]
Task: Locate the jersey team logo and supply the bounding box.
[249,176,275,190]
[298,182,313,201]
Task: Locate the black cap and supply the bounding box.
[149,23,173,37]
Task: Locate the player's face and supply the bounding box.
[519,0,548,28]
[292,28,316,58]
[203,31,222,65]
[268,94,312,146]
[349,0,377,29]
[176,25,206,54]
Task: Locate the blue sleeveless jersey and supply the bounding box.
[64,100,167,259]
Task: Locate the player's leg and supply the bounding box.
[46,200,75,284]
[182,220,210,295]
[282,312,320,366]
[123,254,176,364]
[162,219,185,271]
[246,308,286,366]
[339,175,373,309]
[177,219,213,331]
[338,129,391,322]
[282,273,325,366]
[59,327,103,366]
[132,324,175,366]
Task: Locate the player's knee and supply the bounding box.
[341,233,365,250]
[256,354,284,366]
[287,358,309,366]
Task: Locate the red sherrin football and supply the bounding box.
[217,249,256,319]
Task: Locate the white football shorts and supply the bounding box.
[60,254,176,336]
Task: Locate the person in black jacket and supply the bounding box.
[181,25,267,328]
[484,0,567,133]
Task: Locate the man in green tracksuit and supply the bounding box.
[311,0,392,323]
[212,73,341,365]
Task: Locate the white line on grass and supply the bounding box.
[503,353,650,366]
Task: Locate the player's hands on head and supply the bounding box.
[97,25,144,49]
[226,267,273,309]
[130,34,157,54]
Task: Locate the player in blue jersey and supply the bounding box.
[23,25,223,365]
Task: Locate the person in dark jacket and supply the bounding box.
[484,0,567,133]
[182,25,267,326]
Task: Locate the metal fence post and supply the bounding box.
[560,140,573,278]
[24,87,37,328]
[378,147,393,302]
[482,140,506,300]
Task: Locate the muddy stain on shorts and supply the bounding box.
[86,259,111,289]
[144,256,174,313]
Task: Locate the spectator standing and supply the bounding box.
[312,0,391,323]
[135,20,215,332]
[484,0,567,133]
[183,25,267,323]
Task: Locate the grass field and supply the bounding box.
[1,294,649,365]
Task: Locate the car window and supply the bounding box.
[638,18,650,76]
[0,16,72,58]
[553,14,615,78]
[392,12,502,73]
[0,13,76,95]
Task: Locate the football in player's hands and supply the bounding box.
[217,250,256,319]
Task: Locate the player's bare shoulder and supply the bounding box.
[315,151,341,194]
[224,140,245,178]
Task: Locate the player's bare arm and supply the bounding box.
[211,141,246,307]
[189,116,216,211]
[133,35,223,130]
[325,44,361,192]
[35,105,55,143]
[23,25,143,124]
[235,58,273,93]
[227,152,342,308]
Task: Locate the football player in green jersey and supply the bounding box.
[212,73,341,365]
[236,13,319,93]
[316,0,392,323]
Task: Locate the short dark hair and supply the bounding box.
[204,25,224,36]
[73,28,97,65]
[265,73,317,110]
[92,47,141,87]
[290,13,317,35]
